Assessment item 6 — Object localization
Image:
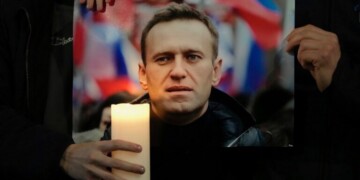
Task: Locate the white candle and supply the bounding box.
[111,103,150,180]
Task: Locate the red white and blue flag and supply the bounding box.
[73,0,141,105]
[215,0,282,95]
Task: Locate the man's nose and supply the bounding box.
[170,57,186,80]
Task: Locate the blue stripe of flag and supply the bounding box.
[257,0,279,12]
[242,41,266,93]
[113,41,128,76]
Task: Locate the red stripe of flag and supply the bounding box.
[217,0,282,49]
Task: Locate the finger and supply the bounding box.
[287,24,328,41]
[297,50,319,71]
[95,0,104,11]
[87,0,95,9]
[285,28,303,53]
[97,156,145,174]
[307,26,338,45]
[97,140,142,153]
[298,39,338,68]
[303,24,332,36]
[79,0,86,4]
[86,164,125,180]
[286,30,326,53]
[286,24,332,53]
[297,39,322,53]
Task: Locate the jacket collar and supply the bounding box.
[131,87,256,130]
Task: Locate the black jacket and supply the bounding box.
[103,87,266,147]
[249,1,360,179]
[273,0,360,179]
[0,0,73,179]
[102,87,266,180]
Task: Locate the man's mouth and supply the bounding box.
[166,86,193,92]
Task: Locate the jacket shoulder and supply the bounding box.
[227,127,267,147]
[208,88,267,146]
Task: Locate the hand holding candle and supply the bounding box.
[111,103,150,180]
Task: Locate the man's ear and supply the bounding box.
[212,58,223,86]
[138,63,148,90]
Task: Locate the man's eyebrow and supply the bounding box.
[150,49,205,59]
[184,49,204,56]
[151,52,174,60]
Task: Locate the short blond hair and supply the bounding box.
[140,3,219,64]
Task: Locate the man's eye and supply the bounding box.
[187,54,201,61]
[156,57,171,64]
